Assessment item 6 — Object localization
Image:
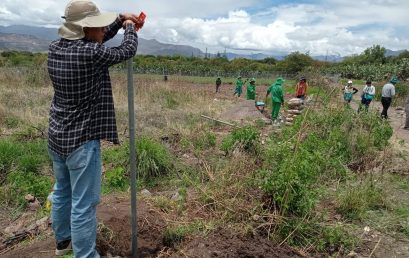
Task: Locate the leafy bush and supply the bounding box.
[317,225,358,253]
[259,107,392,217]
[221,126,259,154]
[103,167,127,193]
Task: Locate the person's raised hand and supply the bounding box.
[120,13,139,24]
[120,13,145,31]
[122,19,135,29]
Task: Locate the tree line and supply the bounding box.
[1,45,408,80]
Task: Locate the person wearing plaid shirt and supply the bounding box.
[47,1,144,257]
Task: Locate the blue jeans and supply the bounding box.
[48,140,101,258]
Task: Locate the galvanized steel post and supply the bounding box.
[127,58,138,258]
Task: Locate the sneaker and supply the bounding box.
[55,239,72,256]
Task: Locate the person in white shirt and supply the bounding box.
[358,80,375,112]
[381,76,398,119]
[343,80,358,105]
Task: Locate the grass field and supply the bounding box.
[1,66,409,257]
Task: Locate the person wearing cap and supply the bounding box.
[343,80,358,105]
[266,78,285,122]
[295,77,308,101]
[358,80,376,112]
[233,76,244,97]
[246,78,256,100]
[215,77,222,93]
[47,0,144,257]
[381,76,398,119]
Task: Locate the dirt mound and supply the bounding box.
[1,196,166,258]
[220,100,270,123]
[96,196,166,257]
[171,229,303,258]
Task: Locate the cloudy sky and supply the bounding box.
[0,0,408,56]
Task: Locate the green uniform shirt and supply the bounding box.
[247,83,256,100]
[267,83,284,103]
[235,79,243,89]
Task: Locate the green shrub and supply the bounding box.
[103,167,127,193]
[136,137,173,178]
[259,107,392,217]
[192,130,216,150]
[103,136,174,180]
[317,225,358,253]
[221,126,259,154]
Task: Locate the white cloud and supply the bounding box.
[0,0,408,56]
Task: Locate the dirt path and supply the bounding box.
[346,93,409,144]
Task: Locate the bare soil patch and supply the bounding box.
[1,196,166,258]
[170,229,304,258]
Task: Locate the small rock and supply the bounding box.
[288,109,302,115]
[347,251,357,257]
[28,199,41,211]
[252,214,260,221]
[288,98,303,105]
[25,194,35,202]
[364,226,370,232]
[36,217,49,231]
[170,192,180,201]
[140,189,152,197]
[285,122,293,126]
[396,106,404,111]
[182,153,190,158]
[4,222,24,235]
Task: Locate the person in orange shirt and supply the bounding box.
[295,76,308,101]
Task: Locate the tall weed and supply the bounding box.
[221,126,259,154]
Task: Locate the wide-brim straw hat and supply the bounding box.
[58,0,117,40]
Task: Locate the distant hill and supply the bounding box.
[0,25,406,61]
[0,25,58,41]
[0,25,204,56]
[0,32,50,52]
[385,49,406,57]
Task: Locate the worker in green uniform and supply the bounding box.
[234,76,244,97]
[266,78,285,122]
[246,78,256,100]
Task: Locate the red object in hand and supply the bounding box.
[136,12,146,31]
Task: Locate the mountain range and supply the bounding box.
[0,25,406,61]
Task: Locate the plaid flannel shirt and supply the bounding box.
[47,19,138,157]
